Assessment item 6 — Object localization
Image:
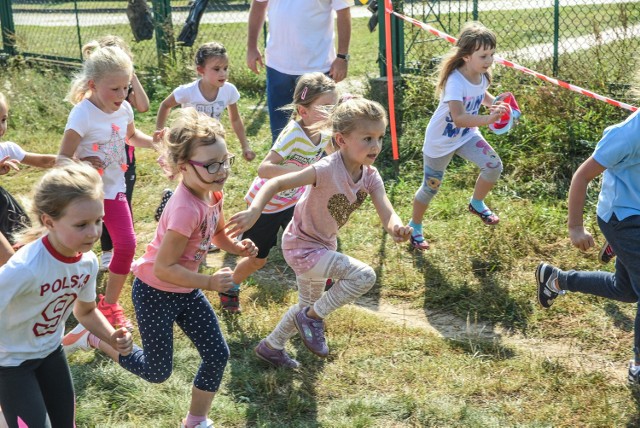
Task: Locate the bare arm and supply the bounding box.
[22,153,56,169]
[448,100,506,128]
[156,94,179,130]
[329,7,351,83]
[257,150,301,178]
[57,129,83,164]
[73,300,132,356]
[227,103,255,161]
[247,0,268,74]
[153,229,233,292]
[127,122,155,148]
[128,72,150,113]
[370,185,412,243]
[0,231,14,266]
[210,209,259,257]
[567,156,606,251]
[227,166,317,236]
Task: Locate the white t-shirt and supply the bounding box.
[423,69,488,158]
[0,141,26,161]
[173,80,240,120]
[258,0,350,75]
[0,236,98,367]
[65,99,134,200]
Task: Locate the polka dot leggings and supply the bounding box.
[119,278,229,392]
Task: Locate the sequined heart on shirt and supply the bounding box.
[327,191,368,228]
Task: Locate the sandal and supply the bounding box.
[468,203,500,225]
[219,291,241,313]
[410,234,429,251]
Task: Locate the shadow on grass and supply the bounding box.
[603,302,634,332]
[244,92,268,138]
[223,318,324,427]
[627,386,640,427]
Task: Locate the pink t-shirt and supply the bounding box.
[281,151,384,275]
[131,182,222,293]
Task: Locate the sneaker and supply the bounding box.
[468,203,500,225]
[410,234,429,251]
[293,307,329,358]
[535,262,564,309]
[254,339,300,369]
[324,278,335,291]
[62,323,92,355]
[208,243,219,253]
[99,251,112,272]
[154,188,173,222]
[98,294,134,331]
[598,241,616,264]
[219,291,241,313]
[629,361,640,385]
[180,418,215,428]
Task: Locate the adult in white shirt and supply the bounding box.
[246,0,351,143]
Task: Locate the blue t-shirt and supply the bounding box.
[594,109,640,222]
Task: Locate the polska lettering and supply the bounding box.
[39,274,91,296]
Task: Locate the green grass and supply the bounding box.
[2,37,640,426]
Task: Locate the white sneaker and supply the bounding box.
[180,418,214,428]
[100,251,112,272]
[62,323,92,355]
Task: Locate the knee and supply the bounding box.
[250,257,268,270]
[479,158,503,183]
[358,265,377,292]
[146,368,172,384]
[415,169,444,206]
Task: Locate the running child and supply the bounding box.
[227,98,412,368]
[220,72,338,313]
[64,108,258,427]
[94,35,150,272]
[0,92,56,245]
[0,162,132,428]
[58,41,158,331]
[156,41,255,162]
[409,22,508,250]
[536,108,640,385]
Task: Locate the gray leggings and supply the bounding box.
[266,251,376,350]
[415,136,503,206]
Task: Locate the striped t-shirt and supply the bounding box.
[245,120,330,213]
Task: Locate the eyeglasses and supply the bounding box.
[188,155,235,174]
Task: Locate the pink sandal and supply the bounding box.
[410,234,430,251]
[468,203,500,225]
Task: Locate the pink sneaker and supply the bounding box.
[62,323,92,355]
[98,294,134,331]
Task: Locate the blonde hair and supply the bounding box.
[17,161,104,245]
[160,108,226,177]
[66,41,133,104]
[435,22,496,96]
[195,41,227,67]
[96,35,133,59]
[0,92,7,110]
[282,72,337,120]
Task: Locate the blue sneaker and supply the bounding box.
[294,307,329,358]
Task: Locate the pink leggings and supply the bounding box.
[103,194,136,275]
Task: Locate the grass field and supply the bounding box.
[2,20,640,428]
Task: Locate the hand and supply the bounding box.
[111,327,133,356]
[487,103,509,124]
[0,156,20,175]
[246,47,264,74]
[328,58,348,83]
[391,224,413,243]
[568,225,595,251]
[152,128,167,147]
[243,148,256,162]
[208,267,234,293]
[79,156,105,170]
[236,238,259,258]
[226,209,260,239]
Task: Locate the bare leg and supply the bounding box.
[472,176,495,201]
[411,198,429,225]
[104,272,128,304]
[232,256,267,284]
[189,386,215,417]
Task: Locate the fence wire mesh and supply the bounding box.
[399,0,640,99]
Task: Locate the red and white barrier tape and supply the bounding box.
[389,8,637,112]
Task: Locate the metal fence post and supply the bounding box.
[473,0,479,21]
[152,0,173,66]
[553,0,559,76]
[0,0,16,55]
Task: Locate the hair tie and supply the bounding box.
[300,86,308,100]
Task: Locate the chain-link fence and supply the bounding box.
[1,0,252,71]
[392,0,640,98]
